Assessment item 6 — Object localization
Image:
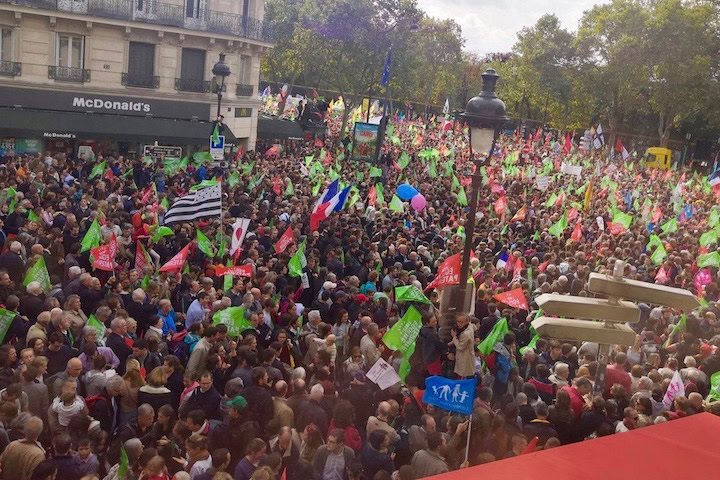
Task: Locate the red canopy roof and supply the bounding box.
[430,413,720,480]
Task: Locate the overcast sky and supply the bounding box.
[416,0,607,55]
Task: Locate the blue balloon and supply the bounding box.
[397,184,419,200]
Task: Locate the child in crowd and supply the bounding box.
[73,438,100,478]
[52,390,86,429]
[314,334,337,365]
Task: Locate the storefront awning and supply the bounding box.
[428,413,720,480]
[0,108,237,145]
[257,114,306,140]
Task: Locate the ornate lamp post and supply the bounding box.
[452,69,509,312]
[212,52,231,118]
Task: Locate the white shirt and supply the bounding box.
[189,455,212,479]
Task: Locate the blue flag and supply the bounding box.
[423,376,477,415]
[684,205,693,219]
[381,49,392,87]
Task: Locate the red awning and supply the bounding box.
[429,413,720,480]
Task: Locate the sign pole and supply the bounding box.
[464,413,473,464]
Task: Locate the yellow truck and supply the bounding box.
[645,147,672,169]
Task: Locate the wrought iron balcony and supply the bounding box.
[0,60,21,77]
[122,72,160,88]
[174,77,210,93]
[48,65,91,83]
[0,0,275,43]
[236,84,255,97]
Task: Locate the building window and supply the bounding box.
[0,28,12,61]
[235,108,252,118]
[176,48,209,92]
[57,33,84,68]
[124,42,157,88]
[186,0,200,18]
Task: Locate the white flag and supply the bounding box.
[663,370,685,409]
[443,98,450,116]
[230,218,250,256]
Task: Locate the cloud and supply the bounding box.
[416,0,608,54]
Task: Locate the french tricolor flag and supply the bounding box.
[311,179,351,231]
[709,171,720,196]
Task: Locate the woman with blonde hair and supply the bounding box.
[250,466,275,480]
[117,358,142,424]
[138,366,171,417]
[63,294,87,340]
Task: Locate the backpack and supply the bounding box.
[172,340,190,365]
[85,394,108,414]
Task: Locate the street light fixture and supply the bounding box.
[451,69,509,312]
[212,52,231,119]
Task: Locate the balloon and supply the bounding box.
[411,193,426,211]
[397,184,419,200]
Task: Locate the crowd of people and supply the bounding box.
[0,111,717,480]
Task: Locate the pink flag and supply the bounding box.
[695,268,712,293]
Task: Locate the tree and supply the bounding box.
[644,0,720,146]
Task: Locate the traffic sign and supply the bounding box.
[588,272,700,311]
[210,135,225,161]
[532,317,637,346]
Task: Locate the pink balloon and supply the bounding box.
[411,193,426,211]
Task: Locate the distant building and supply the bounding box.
[0,0,273,158]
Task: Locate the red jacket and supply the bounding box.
[604,364,632,395]
[561,386,584,418]
[328,419,362,451]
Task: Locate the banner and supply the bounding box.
[23,257,51,292]
[536,176,549,191]
[423,376,477,415]
[212,307,251,338]
[352,122,380,162]
[561,163,582,177]
[274,226,295,254]
[215,264,253,278]
[0,308,15,344]
[426,252,474,290]
[394,285,432,305]
[493,288,528,310]
[158,244,191,272]
[366,358,402,390]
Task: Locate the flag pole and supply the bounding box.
[464,413,473,464]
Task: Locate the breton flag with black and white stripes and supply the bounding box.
[164,184,221,225]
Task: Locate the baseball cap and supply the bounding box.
[227,395,248,410]
[323,281,337,290]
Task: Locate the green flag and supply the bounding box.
[191,179,218,191]
[349,187,360,207]
[0,308,16,344]
[709,209,720,229]
[80,219,102,253]
[613,211,633,229]
[284,179,294,197]
[382,306,422,379]
[451,175,460,191]
[647,234,663,250]
[389,195,404,213]
[140,274,150,290]
[700,230,718,247]
[661,218,678,234]
[223,259,233,291]
[519,334,540,355]
[708,371,720,402]
[89,161,106,179]
[211,122,220,145]
[196,230,215,258]
[664,314,686,348]
[164,157,188,176]
[398,152,411,170]
[394,285,432,305]
[152,226,173,243]
[23,257,50,292]
[160,197,169,211]
[289,240,307,278]
[698,251,720,268]
[457,187,468,207]
[356,171,365,182]
[305,156,314,167]
[217,232,227,259]
[118,445,129,480]
[549,211,568,239]
[478,317,509,355]
[227,171,240,188]
[545,193,558,208]
[429,161,437,178]
[651,242,667,265]
[193,151,214,164]
[376,183,385,206]
[312,180,322,197]
[87,314,107,341]
[213,307,252,338]
[369,166,383,178]
[27,210,40,224]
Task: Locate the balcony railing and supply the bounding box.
[0,60,21,77]
[175,77,210,93]
[236,84,254,97]
[0,0,275,43]
[48,65,91,83]
[122,72,160,88]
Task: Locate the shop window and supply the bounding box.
[235,108,252,118]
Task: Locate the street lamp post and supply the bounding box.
[452,69,509,312]
[212,53,231,119]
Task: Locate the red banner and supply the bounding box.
[493,288,529,311]
[215,264,253,278]
[274,226,295,254]
[570,222,583,242]
[567,207,579,222]
[426,253,462,290]
[511,206,527,222]
[159,244,191,273]
[495,196,507,216]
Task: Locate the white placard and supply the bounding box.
[561,163,582,177]
[366,358,401,390]
[536,176,549,191]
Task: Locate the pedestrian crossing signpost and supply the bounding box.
[210,135,225,161]
[532,260,699,396]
